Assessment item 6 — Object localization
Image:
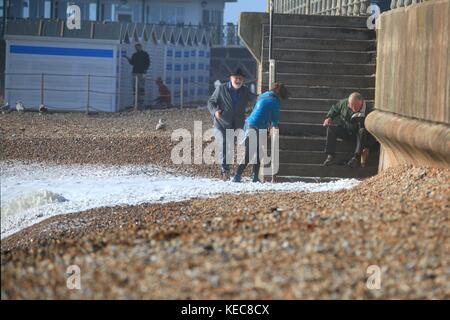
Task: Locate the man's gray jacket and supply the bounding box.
[207,83,258,129]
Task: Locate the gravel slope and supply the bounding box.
[1,166,449,299]
[1,110,449,299]
[0,109,220,178]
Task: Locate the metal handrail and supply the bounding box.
[2,72,248,112]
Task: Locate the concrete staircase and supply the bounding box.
[259,14,378,179]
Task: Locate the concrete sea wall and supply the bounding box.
[366,0,450,170]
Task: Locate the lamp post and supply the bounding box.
[268,0,276,88]
[268,0,274,62]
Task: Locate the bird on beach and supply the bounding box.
[156,118,166,130]
[39,104,48,114]
[15,102,25,113]
[0,102,9,113]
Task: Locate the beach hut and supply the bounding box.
[4,20,213,112]
[4,19,133,112]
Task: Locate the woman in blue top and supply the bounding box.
[232,83,288,182]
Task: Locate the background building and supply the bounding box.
[0,0,256,110]
[0,0,257,104]
[2,0,234,26]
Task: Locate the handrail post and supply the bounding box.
[86,74,90,115]
[268,0,274,62]
[134,74,138,111]
[180,77,184,109]
[40,73,44,106]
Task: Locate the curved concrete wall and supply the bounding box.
[366,0,450,170]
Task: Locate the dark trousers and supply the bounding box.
[153,97,171,108]
[325,126,369,156]
[235,125,261,178]
[132,73,145,108]
[214,124,235,173]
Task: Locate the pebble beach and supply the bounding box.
[1,110,449,299]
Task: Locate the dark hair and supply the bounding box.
[271,83,288,100]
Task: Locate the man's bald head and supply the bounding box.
[348,92,364,113]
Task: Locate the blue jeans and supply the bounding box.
[236,123,261,178]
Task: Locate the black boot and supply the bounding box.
[232,164,246,183]
[322,154,335,166]
[347,156,358,168]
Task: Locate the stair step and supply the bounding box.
[263,25,376,41]
[280,110,326,124]
[279,135,356,152]
[277,163,378,178]
[262,73,375,87]
[262,86,375,100]
[279,122,326,136]
[279,150,353,165]
[270,14,371,29]
[254,13,379,179]
[281,98,374,112]
[263,36,376,52]
[262,61,376,76]
[262,48,376,64]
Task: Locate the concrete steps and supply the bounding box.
[263,73,375,87]
[279,122,326,136]
[269,14,376,29]
[280,110,326,124]
[266,86,375,100]
[279,135,354,152]
[282,98,374,111]
[263,48,376,64]
[279,150,352,164]
[262,25,376,40]
[263,36,376,52]
[262,61,376,76]
[277,163,378,178]
[258,13,377,179]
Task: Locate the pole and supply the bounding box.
[268,0,274,62]
[268,0,276,88]
[3,0,7,38]
[86,74,90,115]
[180,77,184,109]
[271,127,279,183]
[40,73,44,106]
[134,74,138,111]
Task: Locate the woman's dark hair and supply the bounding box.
[270,83,288,100]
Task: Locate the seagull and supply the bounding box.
[15,102,25,113]
[39,104,48,114]
[156,118,166,130]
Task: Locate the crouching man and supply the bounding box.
[232,83,288,183]
[322,92,373,167]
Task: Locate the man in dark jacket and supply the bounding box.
[207,68,258,180]
[322,92,373,167]
[126,43,150,109]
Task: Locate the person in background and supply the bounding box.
[207,68,258,180]
[154,77,171,108]
[232,83,288,183]
[322,92,374,167]
[125,43,150,110]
